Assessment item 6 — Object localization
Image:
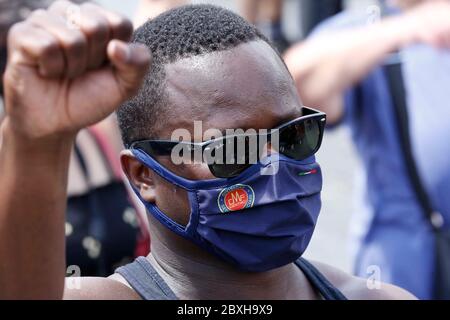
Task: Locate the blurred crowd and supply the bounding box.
[1,0,450,300]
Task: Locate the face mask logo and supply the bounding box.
[217,184,255,213]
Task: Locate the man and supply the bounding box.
[0,1,414,299]
[285,0,450,299]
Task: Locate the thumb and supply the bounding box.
[107,40,152,100]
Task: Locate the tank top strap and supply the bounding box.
[115,257,178,300]
[117,256,347,300]
[295,258,348,300]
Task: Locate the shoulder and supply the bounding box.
[308,260,417,300]
[63,275,141,300]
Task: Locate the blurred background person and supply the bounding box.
[285,0,450,299]
[65,122,149,276]
[239,0,290,52]
[300,0,344,37]
[0,0,150,277]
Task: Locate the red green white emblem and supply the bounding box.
[217,184,255,213]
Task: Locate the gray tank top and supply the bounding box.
[115,257,347,300]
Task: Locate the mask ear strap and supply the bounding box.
[128,180,189,234]
[129,149,205,238]
[130,148,236,190]
[128,180,209,249]
[131,149,195,191]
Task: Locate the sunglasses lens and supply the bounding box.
[208,118,322,178]
[278,118,322,161]
[207,135,257,178]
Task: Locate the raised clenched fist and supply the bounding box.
[2,0,151,140]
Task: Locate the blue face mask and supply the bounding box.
[131,149,323,272]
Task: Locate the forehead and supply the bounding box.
[154,40,301,140]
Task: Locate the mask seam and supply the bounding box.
[197,160,318,190]
[154,161,318,191]
[133,149,317,191]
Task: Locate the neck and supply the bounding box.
[146,222,316,300]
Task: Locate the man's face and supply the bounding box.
[124,40,302,226]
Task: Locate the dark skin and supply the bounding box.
[0,0,150,299]
[118,40,318,300]
[0,1,414,300]
[111,41,415,300]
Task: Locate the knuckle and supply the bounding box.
[29,9,47,21]
[64,33,87,59]
[115,17,133,33]
[65,32,87,51]
[111,16,133,36]
[7,22,29,47]
[37,39,59,58]
[8,22,25,38]
[79,5,110,39]
[83,19,109,40]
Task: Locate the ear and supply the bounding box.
[120,150,156,203]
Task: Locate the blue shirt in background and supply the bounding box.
[315,10,450,299]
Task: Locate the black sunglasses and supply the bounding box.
[130,107,326,178]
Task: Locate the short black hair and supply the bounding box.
[117,4,277,147]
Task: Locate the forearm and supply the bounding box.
[0,119,73,299]
[0,0,150,299]
[285,15,413,121]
